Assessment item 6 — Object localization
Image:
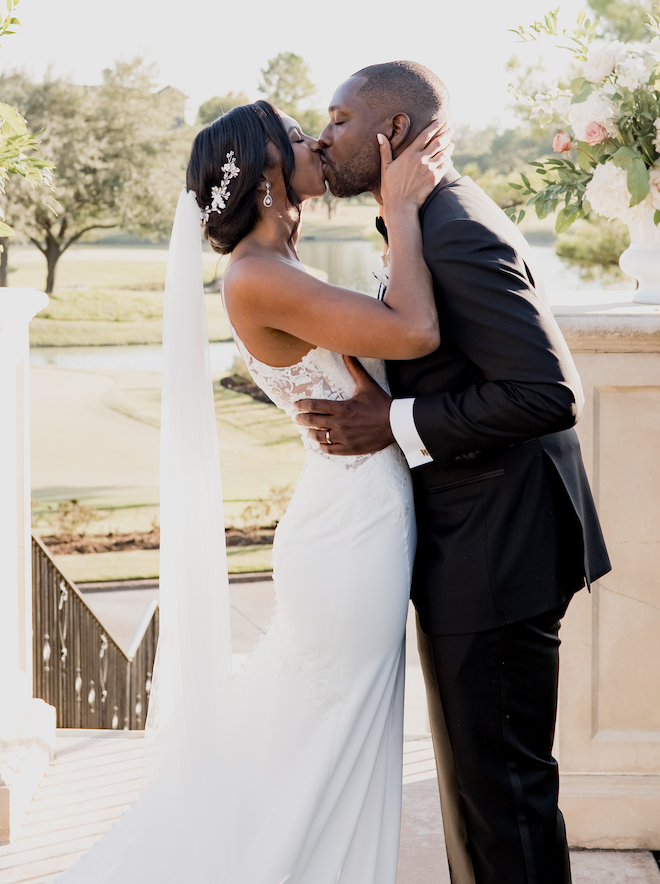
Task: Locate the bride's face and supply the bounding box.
[277,112,326,201]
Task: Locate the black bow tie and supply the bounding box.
[375,215,388,244]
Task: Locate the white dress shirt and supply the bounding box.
[389,398,433,468]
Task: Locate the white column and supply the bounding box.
[0,287,55,843]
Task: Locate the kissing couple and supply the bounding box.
[51,60,610,884]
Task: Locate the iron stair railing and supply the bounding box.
[32,533,159,729]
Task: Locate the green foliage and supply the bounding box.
[555,215,630,274]
[509,7,598,61]
[454,124,554,176]
[507,7,660,234]
[197,91,250,125]
[506,156,592,232]
[453,124,554,216]
[258,51,325,136]
[1,60,193,291]
[586,0,656,42]
[259,52,317,115]
[0,1,54,236]
[0,0,21,43]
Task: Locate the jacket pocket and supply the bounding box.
[427,468,505,493]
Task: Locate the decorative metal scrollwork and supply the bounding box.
[99,634,109,709]
[32,535,159,730]
[43,633,51,672]
[58,581,69,667]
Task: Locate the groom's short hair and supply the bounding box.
[351,60,451,130]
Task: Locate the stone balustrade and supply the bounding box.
[553,292,660,849]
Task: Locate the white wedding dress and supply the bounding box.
[49,190,416,884]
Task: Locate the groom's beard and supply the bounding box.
[322,144,381,198]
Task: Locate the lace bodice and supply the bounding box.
[231,331,391,466]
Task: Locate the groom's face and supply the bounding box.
[319,77,384,198]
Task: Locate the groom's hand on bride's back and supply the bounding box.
[294,356,395,455]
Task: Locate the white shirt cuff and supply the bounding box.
[389,398,434,469]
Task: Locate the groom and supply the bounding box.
[295,61,611,884]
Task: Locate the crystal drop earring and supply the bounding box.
[263,182,273,208]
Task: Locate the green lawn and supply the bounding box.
[53,544,274,581]
[30,290,231,346]
[99,370,306,526]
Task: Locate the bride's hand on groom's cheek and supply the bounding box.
[294,357,395,456]
[380,120,455,210]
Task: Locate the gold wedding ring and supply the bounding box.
[325,430,332,445]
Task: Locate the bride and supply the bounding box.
[50,100,452,884]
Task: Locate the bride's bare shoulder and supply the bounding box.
[224,254,310,304]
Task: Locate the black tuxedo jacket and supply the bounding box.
[386,169,611,635]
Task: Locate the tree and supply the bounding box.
[0,0,53,255]
[258,52,326,136]
[1,59,192,293]
[586,0,655,41]
[197,91,250,125]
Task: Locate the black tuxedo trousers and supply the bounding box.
[385,171,610,883]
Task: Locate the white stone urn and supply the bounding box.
[619,208,660,304]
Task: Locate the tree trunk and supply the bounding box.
[45,241,62,294]
[0,238,8,287]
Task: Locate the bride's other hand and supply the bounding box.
[379,119,454,210]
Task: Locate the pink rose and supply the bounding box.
[584,121,608,146]
[552,131,572,153]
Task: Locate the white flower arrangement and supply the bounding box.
[508,9,660,232]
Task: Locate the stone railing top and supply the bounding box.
[550,290,660,352]
[0,288,49,333]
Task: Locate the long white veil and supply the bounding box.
[52,188,237,882]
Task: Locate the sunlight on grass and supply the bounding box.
[53,543,274,581]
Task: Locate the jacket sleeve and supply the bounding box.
[414,214,584,468]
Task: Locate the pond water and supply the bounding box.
[297,239,636,299]
[30,340,241,373]
[29,238,635,373]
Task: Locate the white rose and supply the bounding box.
[550,94,572,120]
[615,55,649,91]
[648,36,660,57]
[650,166,660,211]
[567,92,618,141]
[583,40,627,82]
[585,161,652,223]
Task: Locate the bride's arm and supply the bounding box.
[223,123,448,361]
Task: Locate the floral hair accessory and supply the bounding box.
[199,151,241,224]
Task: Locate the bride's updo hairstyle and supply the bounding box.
[186,100,301,254]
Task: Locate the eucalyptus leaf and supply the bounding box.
[654,210,660,227]
[555,204,579,234]
[0,101,26,135]
[570,80,592,104]
[627,158,650,206]
[576,141,595,171]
